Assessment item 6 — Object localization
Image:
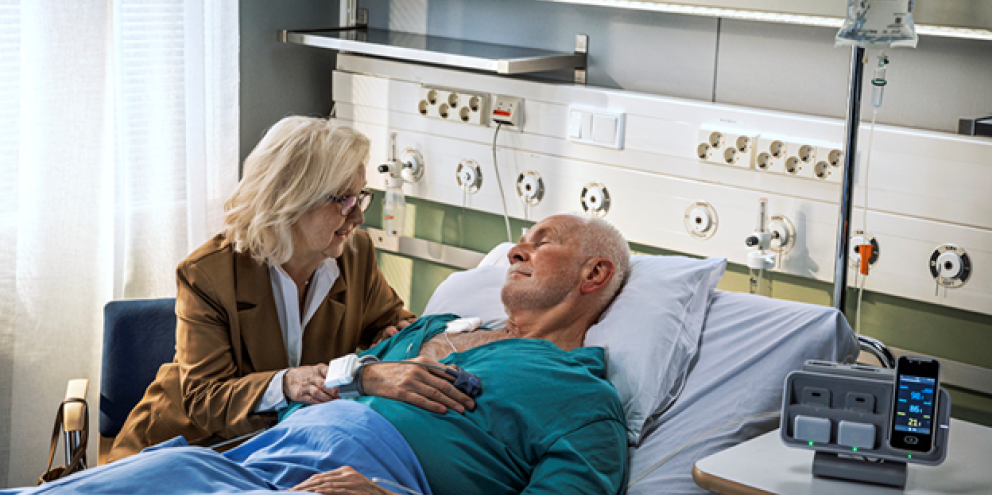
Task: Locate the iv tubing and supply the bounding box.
[855,106,880,336]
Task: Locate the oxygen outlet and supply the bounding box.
[516,170,544,206]
[684,201,718,240]
[580,182,610,217]
[456,159,482,194]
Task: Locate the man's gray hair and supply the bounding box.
[566,214,631,318]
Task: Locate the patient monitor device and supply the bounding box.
[780,360,950,488]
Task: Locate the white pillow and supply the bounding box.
[587,254,725,444]
[422,265,511,331]
[424,244,727,444]
[628,290,858,494]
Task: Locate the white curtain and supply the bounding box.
[0,0,239,487]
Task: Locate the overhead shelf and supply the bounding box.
[279,28,588,79]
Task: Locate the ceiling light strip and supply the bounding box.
[544,0,992,41]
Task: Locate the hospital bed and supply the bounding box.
[91,244,885,493]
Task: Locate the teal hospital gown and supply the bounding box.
[355,314,629,495]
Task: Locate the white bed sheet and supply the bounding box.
[627,290,858,494]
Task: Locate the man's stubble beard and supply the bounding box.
[500,264,576,312]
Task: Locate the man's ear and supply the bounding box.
[579,258,615,295]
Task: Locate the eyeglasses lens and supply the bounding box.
[341,196,358,216]
[358,192,372,212]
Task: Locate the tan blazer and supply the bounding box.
[107,230,414,462]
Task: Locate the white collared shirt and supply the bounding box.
[254,258,340,412]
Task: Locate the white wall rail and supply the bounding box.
[333,55,992,317]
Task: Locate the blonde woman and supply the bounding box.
[109,117,475,462]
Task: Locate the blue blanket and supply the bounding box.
[2,401,431,495]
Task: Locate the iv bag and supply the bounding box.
[836,0,918,48]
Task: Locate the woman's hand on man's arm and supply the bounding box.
[283,363,339,404]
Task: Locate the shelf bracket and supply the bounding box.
[574,34,589,84]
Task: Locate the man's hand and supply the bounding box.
[361,356,475,414]
[283,364,338,404]
[289,466,391,494]
[372,317,416,346]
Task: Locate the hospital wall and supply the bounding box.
[237,0,992,429]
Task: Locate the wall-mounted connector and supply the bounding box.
[516,170,545,206]
[756,137,787,174]
[418,86,489,126]
[580,182,610,217]
[783,142,816,178]
[697,126,758,169]
[456,159,483,194]
[492,95,523,130]
[815,145,844,183]
[849,230,880,272]
[930,244,972,290]
[684,201,718,240]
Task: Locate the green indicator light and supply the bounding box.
[808,441,814,446]
[908,454,912,459]
[852,447,858,451]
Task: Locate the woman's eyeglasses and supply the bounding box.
[327,190,373,216]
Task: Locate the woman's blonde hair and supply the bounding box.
[223,116,370,265]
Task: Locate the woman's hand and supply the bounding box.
[361,356,475,414]
[283,363,338,404]
[372,317,416,346]
[289,466,392,494]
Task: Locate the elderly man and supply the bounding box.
[8,214,631,495]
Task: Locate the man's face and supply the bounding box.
[501,216,586,312]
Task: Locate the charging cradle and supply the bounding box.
[780,361,951,488]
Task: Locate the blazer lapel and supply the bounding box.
[301,274,348,364]
[234,253,289,373]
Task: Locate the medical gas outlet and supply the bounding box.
[377,134,423,237]
[849,230,880,271]
[516,171,544,206]
[456,159,483,194]
[745,198,795,269]
[684,201,718,240]
[580,182,610,217]
[930,244,972,290]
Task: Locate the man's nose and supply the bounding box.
[507,243,528,264]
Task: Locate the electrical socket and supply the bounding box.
[697,126,758,169]
[782,141,816,178]
[814,145,845,183]
[418,86,489,126]
[755,136,788,174]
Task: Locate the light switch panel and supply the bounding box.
[566,105,624,149]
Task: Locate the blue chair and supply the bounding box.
[98,298,177,464]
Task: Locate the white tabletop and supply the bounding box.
[694,419,992,495]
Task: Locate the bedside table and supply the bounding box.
[693,419,992,494]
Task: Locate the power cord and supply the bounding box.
[491,123,513,244]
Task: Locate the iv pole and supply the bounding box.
[833,46,895,368]
[832,45,866,314]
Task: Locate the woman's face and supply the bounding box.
[292,166,367,264]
